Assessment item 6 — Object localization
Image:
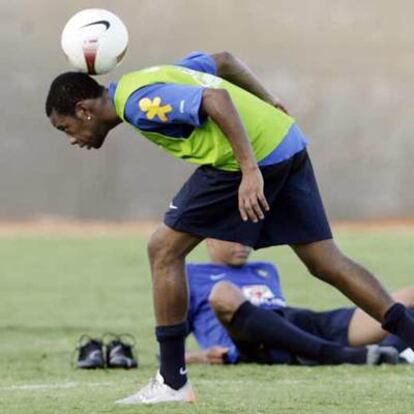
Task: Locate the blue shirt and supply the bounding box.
[186,261,287,363]
[108,51,307,164]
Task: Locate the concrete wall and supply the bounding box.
[1,0,413,220]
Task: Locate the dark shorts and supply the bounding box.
[164,149,332,249]
[230,307,356,365]
[281,306,356,346]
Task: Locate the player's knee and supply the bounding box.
[295,240,350,282]
[302,246,349,283]
[305,260,331,280]
[209,281,245,323]
[209,281,235,307]
[307,259,344,282]
[147,230,163,262]
[147,227,177,265]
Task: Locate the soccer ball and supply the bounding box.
[61,9,128,75]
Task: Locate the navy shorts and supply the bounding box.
[164,149,332,249]
[281,306,356,346]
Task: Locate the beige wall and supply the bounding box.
[1,0,413,220]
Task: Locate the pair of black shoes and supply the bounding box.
[76,334,138,369]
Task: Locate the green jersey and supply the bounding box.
[113,65,294,171]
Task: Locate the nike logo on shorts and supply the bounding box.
[169,202,178,210]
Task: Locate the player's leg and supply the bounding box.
[348,286,414,346]
[148,224,202,389]
[116,224,201,405]
[291,240,393,320]
[209,281,390,365]
[291,240,414,348]
[208,281,247,339]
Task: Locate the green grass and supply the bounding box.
[1,228,414,413]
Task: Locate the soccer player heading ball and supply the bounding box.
[45,51,414,404]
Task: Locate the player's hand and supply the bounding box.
[185,346,229,364]
[203,346,229,364]
[238,167,270,223]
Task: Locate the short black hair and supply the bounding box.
[45,72,105,117]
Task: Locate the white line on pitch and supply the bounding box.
[0,381,112,391]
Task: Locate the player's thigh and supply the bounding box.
[348,286,414,346]
[347,308,387,346]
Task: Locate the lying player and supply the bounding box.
[185,239,413,365]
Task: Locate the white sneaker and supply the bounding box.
[399,348,414,363]
[366,344,399,365]
[115,371,196,405]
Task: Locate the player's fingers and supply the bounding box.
[238,199,248,222]
[212,354,227,363]
[250,198,264,221]
[244,201,260,223]
[258,192,270,212]
[212,346,229,356]
[207,347,228,364]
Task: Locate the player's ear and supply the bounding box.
[74,100,93,121]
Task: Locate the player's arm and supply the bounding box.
[185,346,229,364]
[211,52,288,113]
[202,88,270,223]
[124,78,269,222]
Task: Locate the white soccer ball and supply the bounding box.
[61,9,128,75]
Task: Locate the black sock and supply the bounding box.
[156,322,188,390]
[381,308,414,352]
[379,334,408,352]
[231,302,367,365]
[319,344,367,364]
[382,303,414,349]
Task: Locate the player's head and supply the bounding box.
[45,72,120,149]
[206,239,252,267]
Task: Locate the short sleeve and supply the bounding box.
[176,51,217,75]
[124,83,206,130]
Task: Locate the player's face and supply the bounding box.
[207,239,252,267]
[49,110,109,150]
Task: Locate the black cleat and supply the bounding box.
[366,345,399,365]
[76,335,105,369]
[105,334,138,369]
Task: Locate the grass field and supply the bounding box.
[1,226,414,413]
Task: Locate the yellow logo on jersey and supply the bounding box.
[139,97,172,122]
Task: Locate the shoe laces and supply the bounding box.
[71,334,103,368]
[79,336,102,357]
[103,332,137,358]
[139,375,168,399]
